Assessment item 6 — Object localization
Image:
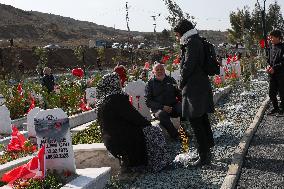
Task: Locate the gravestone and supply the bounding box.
[232,60,241,77]
[221,58,241,80]
[124,80,151,120]
[27,107,41,138]
[85,87,96,105]
[34,108,76,173]
[0,105,12,134]
[166,69,181,85]
[0,94,5,106]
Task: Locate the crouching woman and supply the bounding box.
[96,73,169,172]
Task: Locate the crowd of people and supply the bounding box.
[97,19,216,173]
[39,19,284,174]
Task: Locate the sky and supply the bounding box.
[0,0,283,32]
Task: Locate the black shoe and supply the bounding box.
[267,108,279,115]
[190,152,212,167]
[277,109,284,117]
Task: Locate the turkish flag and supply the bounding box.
[2,146,46,184]
[7,126,26,152]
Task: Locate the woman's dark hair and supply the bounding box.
[270,30,283,40]
[173,19,195,36]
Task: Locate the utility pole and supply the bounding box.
[125,1,133,64]
[151,13,161,48]
[257,0,268,56]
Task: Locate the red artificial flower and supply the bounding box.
[173,56,180,65]
[144,62,150,70]
[233,55,238,62]
[231,71,237,79]
[259,39,265,49]
[17,82,24,98]
[72,68,84,78]
[214,75,222,85]
[226,55,232,64]
[161,55,170,64]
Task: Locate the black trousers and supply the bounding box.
[269,74,284,109]
[189,114,214,155]
[154,103,182,139]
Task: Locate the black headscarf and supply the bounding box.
[96,72,125,111]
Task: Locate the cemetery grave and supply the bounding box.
[0,56,271,188]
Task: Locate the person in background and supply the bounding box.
[114,64,127,87]
[96,58,102,71]
[96,73,169,173]
[174,19,215,166]
[41,67,55,93]
[266,30,284,115]
[145,63,181,140]
[140,69,148,82]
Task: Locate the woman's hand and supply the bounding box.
[163,105,173,113]
[266,66,274,74]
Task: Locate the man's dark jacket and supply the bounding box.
[145,75,181,111]
[268,42,284,75]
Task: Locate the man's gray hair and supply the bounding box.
[153,62,165,72]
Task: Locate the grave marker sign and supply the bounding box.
[34,108,76,173]
[27,107,41,138]
[0,105,12,134]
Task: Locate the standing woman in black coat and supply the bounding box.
[96,73,168,172]
[174,20,215,166]
[266,30,284,115]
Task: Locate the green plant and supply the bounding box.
[41,82,83,115]
[104,176,124,189]
[72,122,102,144]
[74,46,85,63]
[12,170,65,189]
[0,142,36,165]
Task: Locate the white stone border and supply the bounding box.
[61,167,111,189]
[220,96,270,189]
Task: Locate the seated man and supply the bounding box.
[145,63,182,139]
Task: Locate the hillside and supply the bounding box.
[0,3,228,48]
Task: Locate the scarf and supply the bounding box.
[180,28,198,45]
[96,72,125,111]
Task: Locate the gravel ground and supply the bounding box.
[107,71,269,189]
[236,107,284,189]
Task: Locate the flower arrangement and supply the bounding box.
[161,50,180,75]
[5,170,68,189]
[0,127,37,165]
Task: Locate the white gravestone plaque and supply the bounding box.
[0,94,5,106]
[0,105,12,134]
[124,80,152,120]
[85,87,96,105]
[27,107,41,138]
[34,108,76,173]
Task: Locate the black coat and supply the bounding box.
[268,42,284,76]
[145,75,181,111]
[180,35,214,119]
[41,74,55,93]
[97,94,151,167]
